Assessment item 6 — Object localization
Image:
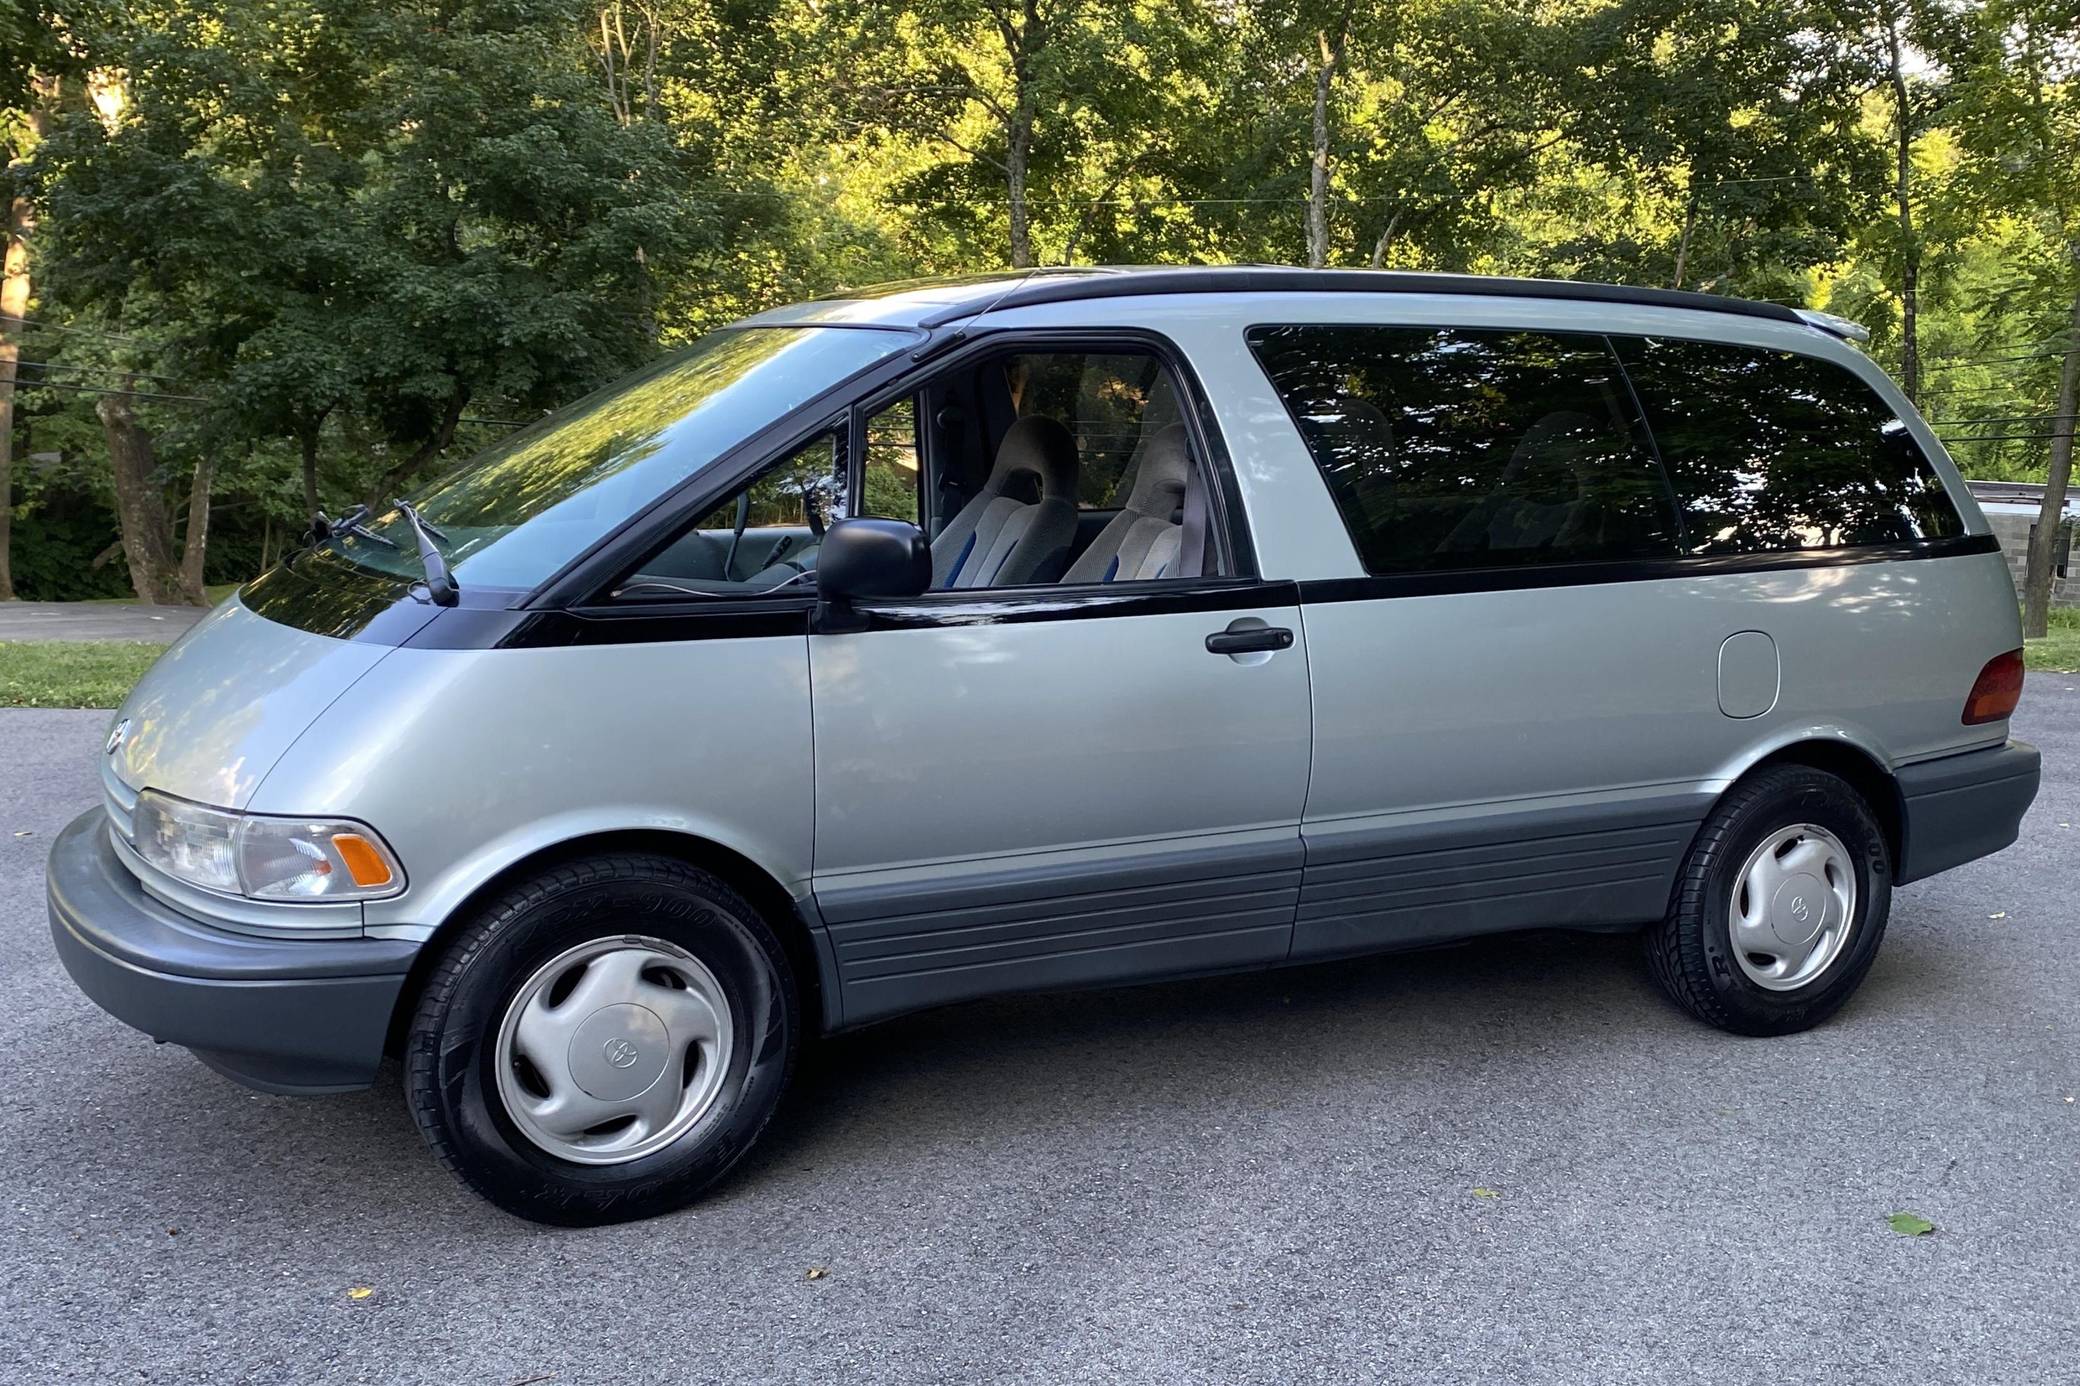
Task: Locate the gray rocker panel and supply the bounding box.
[1293,793,1715,960]
[821,836,1302,1024]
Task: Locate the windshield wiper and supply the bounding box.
[310,504,398,550]
[389,498,460,607]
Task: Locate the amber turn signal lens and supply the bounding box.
[331,832,397,888]
[1962,648,2024,725]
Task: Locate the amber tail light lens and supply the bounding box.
[1962,649,2024,725]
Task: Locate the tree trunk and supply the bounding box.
[1671,188,1699,289]
[372,383,469,506]
[1307,19,1350,269]
[1886,18,1921,404]
[300,424,321,520]
[0,177,28,602]
[2021,275,2080,639]
[97,386,188,605]
[1367,204,1403,269]
[1007,112,1033,268]
[0,79,49,601]
[178,451,214,604]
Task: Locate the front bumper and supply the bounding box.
[46,808,421,1095]
[1896,739,2042,885]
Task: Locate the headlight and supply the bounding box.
[132,790,405,901]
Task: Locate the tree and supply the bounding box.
[1948,0,2080,636]
[33,0,703,603]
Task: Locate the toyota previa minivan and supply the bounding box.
[49,267,2041,1224]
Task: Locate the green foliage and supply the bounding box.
[5,0,2078,604]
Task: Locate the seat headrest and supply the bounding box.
[1122,423,1191,517]
[986,415,1079,501]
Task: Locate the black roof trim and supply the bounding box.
[912,268,1805,330]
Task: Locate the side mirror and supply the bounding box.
[815,517,929,630]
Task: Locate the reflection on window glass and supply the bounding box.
[862,396,921,525]
[691,431,846,532]
[329,325,910,588]
[1005,352,1176,508]
[619,429,846,596]
[1249,325,1679,574]
[1614,337,1963,555]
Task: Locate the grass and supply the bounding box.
[0,641,165,709]
[2026,607,2080,674]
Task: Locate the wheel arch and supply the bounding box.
[1718,736,1905,873]
[385,828,835,1056]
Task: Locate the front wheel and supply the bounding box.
[405,855,798,1225]
[1646,766,1892,1036]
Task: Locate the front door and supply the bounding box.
[807,341,1313,1024]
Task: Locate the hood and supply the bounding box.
[107,595,398,811]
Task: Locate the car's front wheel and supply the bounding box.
[1646,765,1893,1036]
[405,854,798,1225]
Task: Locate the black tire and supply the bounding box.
[405,854,799,1225]
[1646,765,1892,1036]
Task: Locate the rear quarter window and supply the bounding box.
[1247,324,1681,574]
[1612,336,1963,555]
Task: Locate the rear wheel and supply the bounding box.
[1646,766,1892,1036]
[405,854,798,1225]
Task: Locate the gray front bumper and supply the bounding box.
[46,808,421,1095]
[1896,739,2042,885]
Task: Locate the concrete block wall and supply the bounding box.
[1982,510,2078,608]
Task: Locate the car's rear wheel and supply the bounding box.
[405,854,798,1225]
[1646,765,1892,1036]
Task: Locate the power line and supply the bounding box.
[22,378,212,404]
[1930,413,2078,426]
[1937,432,2072,444]
[14,360,198,387]
[1923,349,2071,371]
[5,315,157,346]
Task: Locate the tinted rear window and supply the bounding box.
[1613,336,1963,555]
[1247,325,1680,574]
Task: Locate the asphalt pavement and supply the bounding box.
[0,601,211,643]
[2,691,2075,1384]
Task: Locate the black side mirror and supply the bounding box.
[815,517,929,631]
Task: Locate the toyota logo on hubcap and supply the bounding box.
[603,1038,640,1069]
[1789,895,1811,923]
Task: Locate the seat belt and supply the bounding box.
[1176,464,1211,579]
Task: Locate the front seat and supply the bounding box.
[1060,423,1190,583]
[931,415,1080,588]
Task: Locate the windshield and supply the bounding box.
[325,325,914,590]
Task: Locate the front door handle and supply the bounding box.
[1205,625,1294,655]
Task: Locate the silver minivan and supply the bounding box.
[48,268,2041,1224]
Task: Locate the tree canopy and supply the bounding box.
[2,0,2075,619]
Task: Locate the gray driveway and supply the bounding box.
[0,600,211,643]
[2,692,2075,1384]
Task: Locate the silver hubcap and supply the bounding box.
[1729,823,1857,992]
[493,936,734,1165]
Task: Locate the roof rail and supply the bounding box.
[913,267,1806,330]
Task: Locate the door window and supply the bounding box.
[611,427,845,598]
[1249,325,1679,574]
[926,348,1223,588]
[1611,336,1964,555]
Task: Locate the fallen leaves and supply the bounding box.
[1471,1187,1500,1200]
[346,1286,374,1301]
[804,1266,828,1281]
[1886,1212,1936,1237]
[1988,911,2008,920]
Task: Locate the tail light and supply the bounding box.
[1962,649,2024,725]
